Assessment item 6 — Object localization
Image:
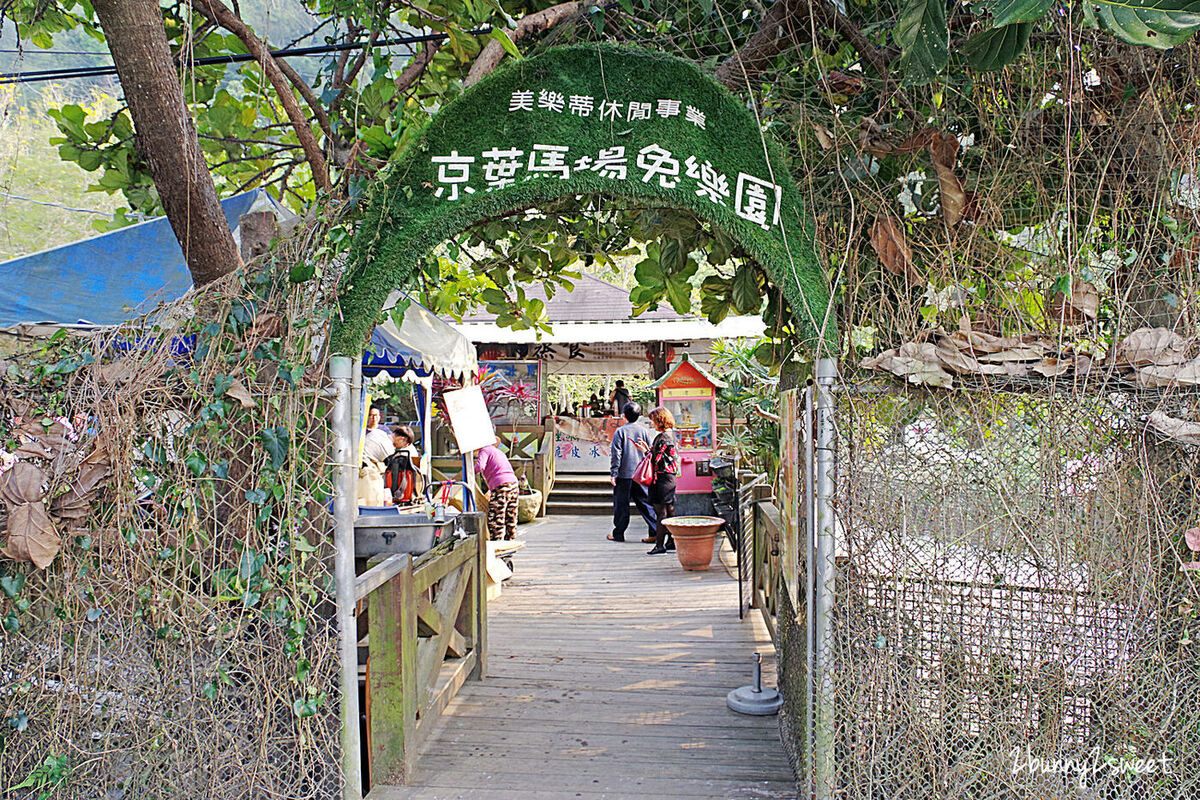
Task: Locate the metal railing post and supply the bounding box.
[803,382,817,795]
[330,356,364,800]
[813,357,838,800]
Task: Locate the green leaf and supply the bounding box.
[659,238,687,273]
[0,574,26,599]
[983,0,1054,26]
[490,28,522,59]
[895,0,950,83]
[258,427,290,471]
[962,22,1032,70]
[30,31,53,49]
[664,276,692,314]
[629,285,663,307]
[1095,2,1200,49]
[633,258,666,290]
[701,291,732,324]
[731,267,762,314]
[708,230,734,265]
[289,262,318,283]
[184,451,207,477]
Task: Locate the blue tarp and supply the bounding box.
[0,191,265,328]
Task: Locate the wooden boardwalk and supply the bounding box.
[374,515,796,800]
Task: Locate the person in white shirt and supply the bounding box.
[358,405,394,506]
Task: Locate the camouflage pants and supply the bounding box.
[487,481,519,540]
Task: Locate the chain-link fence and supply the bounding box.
[828,380,1200,799]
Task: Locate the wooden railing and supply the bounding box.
[356,514,487,790]
[751,496,782,643]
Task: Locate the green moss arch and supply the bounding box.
[333,44,833,355]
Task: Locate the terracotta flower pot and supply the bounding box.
[660,516,724,571]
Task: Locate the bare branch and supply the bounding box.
[395,40,441,95]
[193,0,331,193]
[464,1,584,87]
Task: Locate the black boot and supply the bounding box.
[647,545,667,554]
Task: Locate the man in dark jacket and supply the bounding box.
[607,402,657,542]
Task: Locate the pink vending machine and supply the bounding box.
[649,354,726,514]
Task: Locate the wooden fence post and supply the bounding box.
[368,557,418,784]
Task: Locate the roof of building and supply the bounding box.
[461,273,687,323]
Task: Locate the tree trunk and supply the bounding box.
[92,0,241,286]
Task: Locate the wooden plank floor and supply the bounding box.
[373,515,796,800]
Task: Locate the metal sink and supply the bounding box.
[354,508,455,556]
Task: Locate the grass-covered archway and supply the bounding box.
[334,44,832,354]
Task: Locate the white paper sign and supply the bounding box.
[443,386,496,453]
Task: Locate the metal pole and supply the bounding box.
[352,359,363,449]
[813,357,838,800]
[330,356,364,800]
[802,382,816,795]
[422,380,434,486]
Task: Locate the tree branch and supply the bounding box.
[395,40,441,95]
[464,1,584,87]
[276,57,334,144]
[713,0,805,91]
[714,0,913,120]
[193,0,331,193]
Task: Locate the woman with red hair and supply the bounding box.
[645,406,679,555]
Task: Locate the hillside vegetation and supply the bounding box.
[0,90,119,261]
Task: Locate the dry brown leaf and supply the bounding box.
[226,380,256,410]
[978,346,1046,363]
[933,163,966,227]
[861,350,898,371]
[1001,362,1031,378]
[1169,233,1200,270]
[49,486,92,521]
[944,330,1020,354]
[932,341,1004,375]
[1047,281,1100,325]
[1112,327,1192,368]
[820,70,865,96]
[250,312,283,340]
[1032,358,1072,378]
[1135,360,1200,388]
[0,462,45,505]
[75,461,110,493]
[929,132,960,168]
[812,124,834,151]
[14,439,54,460]
[863,346,954,388]
[869,216,919,282]
[1186,527,1200,553]
[96,360,137,385]
[927,133,965,227]
[887,343,955,388]
[2,502,59,569]
[16,421,73,463]
[865,127,939,158]
[1147,410,1200,446]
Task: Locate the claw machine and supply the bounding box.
[649,354,726,515]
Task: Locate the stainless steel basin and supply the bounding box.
[354,508,455,556]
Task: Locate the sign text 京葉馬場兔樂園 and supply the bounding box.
[426,89,783,232]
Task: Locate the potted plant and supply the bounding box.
[659,516,725,570]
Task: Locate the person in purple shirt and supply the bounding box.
[475,439,519,540]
